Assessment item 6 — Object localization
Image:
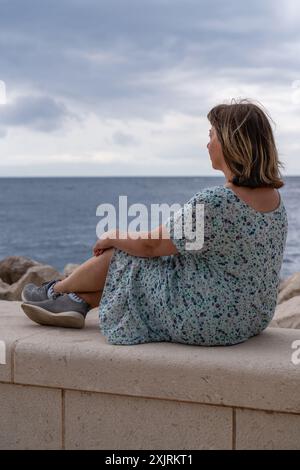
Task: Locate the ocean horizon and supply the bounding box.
[0,175,298,279]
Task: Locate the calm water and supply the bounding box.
[0,176,299,279]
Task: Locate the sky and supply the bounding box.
[0,0,299,177]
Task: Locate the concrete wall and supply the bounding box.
[1,300,300,450]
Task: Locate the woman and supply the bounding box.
[21,99,288,346]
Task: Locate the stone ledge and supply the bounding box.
[1,300,300,414]
[1,300,300,450]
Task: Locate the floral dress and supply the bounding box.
[98,185,288,346]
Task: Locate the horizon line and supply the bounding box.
[0,174,299,178]
[0,174,226,178]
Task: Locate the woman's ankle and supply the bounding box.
[53,280,65,293]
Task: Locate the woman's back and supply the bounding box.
[163,185,288,346]
[224,182,281,213]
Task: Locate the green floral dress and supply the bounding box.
[98,185,288,346]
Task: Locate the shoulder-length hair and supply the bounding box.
[207,99,285,188]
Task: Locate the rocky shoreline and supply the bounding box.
[0,256,79,302]
[0,256,299,329]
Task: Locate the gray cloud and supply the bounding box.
[111,131,139,147]
[0,0,299,175]
[0,0,298,123]
[0,95,76,132]
[0,127,7,138]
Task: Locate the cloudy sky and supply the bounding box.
[0,0,299,176]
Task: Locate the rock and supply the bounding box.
[63,263,79,277]
[270,295,300,329]
[0,264,61,301]
[278,277,288,292]
[277,272,300,304]
[0,256,40,284]
[0,278,9,289]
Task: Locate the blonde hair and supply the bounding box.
[207,99,285,188]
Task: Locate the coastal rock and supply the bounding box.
[0,256,40,284]
[278,278,288,292]
[0,278,9,289]
[0,264,61,301]
[63,263,80,277]
[270,295,300,329]
[277,272,300,304]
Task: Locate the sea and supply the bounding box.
[0,176,299,280]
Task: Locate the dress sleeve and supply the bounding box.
[163,188,223,256]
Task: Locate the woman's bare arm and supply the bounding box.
[93,226,179,258]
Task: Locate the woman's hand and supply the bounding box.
[93,229,118,256]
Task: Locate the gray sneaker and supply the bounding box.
[21,294,91,329]
[21,279,62,303]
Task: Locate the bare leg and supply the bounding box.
[54,248,114,294]
[75,290,103,308]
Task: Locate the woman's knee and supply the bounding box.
[98,247,115,263]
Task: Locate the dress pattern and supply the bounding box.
[98,185,288,346]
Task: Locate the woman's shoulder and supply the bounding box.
[191,184,287,222]
[224,184,281,211]
[190,184,287,212]
[188,186,231,213]
[190,185,225,203]
[221,185,287,218]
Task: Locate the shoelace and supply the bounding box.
[42,281,62,299]
[69,292,84,303]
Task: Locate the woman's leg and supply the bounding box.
[75,290,103,308]
[53,248,114,294]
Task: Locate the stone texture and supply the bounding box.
[278,278,286,292]
[10,302,300,413]
[63,263,80,277]
[0,264,61,301]
[1,300,300,449]
[0,256,40,284]
[277,272,300,304]
[236,408,300,450]
[0,279,9,289]
[0,301,45,382]
[0,383,62,449]
[65,390,232,450]
[270,296,300,329]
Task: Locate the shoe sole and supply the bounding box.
[21,303,85,329]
